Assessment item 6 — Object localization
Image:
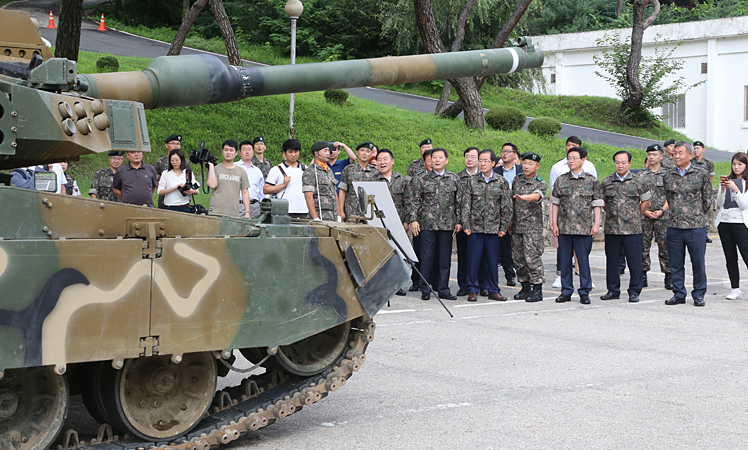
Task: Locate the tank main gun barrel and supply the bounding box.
[79,38,543,109]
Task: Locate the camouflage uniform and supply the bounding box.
[511,173,547,284]
[662,154,675,170]
[638,166,670,274]
[371,171,409,224]
[153,155,170,209]
[551,170,604,297]
[407,158,426,178]
[410,170,462,296]
[302,162,338,221]
[455,168,479,292]
[88,168,121,203]
[339,163,374,220]
[601,172,651,296]
[252,155,273,179]
[691,156,715,179]
[663,164,713,301]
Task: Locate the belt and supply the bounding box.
[240,199,260,204]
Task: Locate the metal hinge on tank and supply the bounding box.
[139,336,160,357]
[125,218,166,258]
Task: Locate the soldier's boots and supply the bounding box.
[514,282,531,300]
[642,272,648,288]
[664,273,673,290]
[526,284,543,302]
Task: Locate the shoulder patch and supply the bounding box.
[536,176,543,181]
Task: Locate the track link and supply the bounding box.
[50,318,375,450]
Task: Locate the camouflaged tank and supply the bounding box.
[0,10,543,450]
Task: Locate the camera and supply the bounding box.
[177,182,199,197]
[189,141,218,166]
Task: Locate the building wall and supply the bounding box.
[531,16,748,152]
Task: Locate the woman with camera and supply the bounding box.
[158,149,199,213]
[715,152,748,300]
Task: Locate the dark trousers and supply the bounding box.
[666,227,707,299]
[467,233,500,295]
[411,234,422,286]
[166,204,191,213]
[420,230,453,296]
[558,234,593,296]
[717,222,748,289]
[605,234,643,296]
[619,242,627,273]
[499,233,515,280]
[456,231,468,290]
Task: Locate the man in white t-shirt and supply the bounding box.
[549,136,598,288]
[237,140,265,217]
[264,138,308,218]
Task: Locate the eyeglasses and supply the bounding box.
[478,159,493,164]
[501,150,514,154]
[464,156,477,160]
[567,157,581,162]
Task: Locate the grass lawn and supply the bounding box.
[64,50,729,210]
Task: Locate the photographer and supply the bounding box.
[206,139,251,218]
[157,149,199,213]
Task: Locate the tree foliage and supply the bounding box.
[592,34,702,125]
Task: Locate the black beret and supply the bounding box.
[646,144,662,153]
[419,138,432,147]
[693,140,705,147]
[108,150,124,157]
[664,139,676,147]
[521,151,541,163]
[357,141,375,151]
[164,134,182,144]
[253,136,265,145]
[311,140,329,154]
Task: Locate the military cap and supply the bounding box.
[253,136,265,145]
[357,141,375,151]
[419,138,432,147]
[693,140,705,147]
[521,151,541,162]
[164,134,182,144]
[311,140,330,154]
[108,150,124,157]
[664,139,676,147]
[646,144,662,153]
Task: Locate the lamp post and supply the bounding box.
[285,0,303,139]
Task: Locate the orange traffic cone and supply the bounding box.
[47,11,56,29]
[97,14,106,31]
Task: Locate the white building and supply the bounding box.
[531,16,748,152]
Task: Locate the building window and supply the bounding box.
[701,62,707,74]
[663,96,686,128]
[550,73,556,83]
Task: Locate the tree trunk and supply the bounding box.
[440,0,533,119]
[619,0,661,122]
[435,80,452,115]
[168,0,208,56]
[434,0,477,115]
[209,0,241,66]
[54,0,83,61]
[617,0,624,17]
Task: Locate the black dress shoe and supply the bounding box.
[468,293,478,302]
[579,294,591,304]
[664,273,673,290]
[693,297,705,307]
[480,289,489,297]
[409,284,420,292]
[396,288,406,296]
[665,296,686,305]
[628,293,640,303]
[555,294,572,303]
[439,293,457,300]
[456,288,470,297]
[706,237,713,243]
[421,293,431,300]
[505,278,516,286]
[600,292,620,300]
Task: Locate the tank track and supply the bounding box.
[49,318,375,450]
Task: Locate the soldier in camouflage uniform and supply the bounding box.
[410,148,462,300]
[407,149,435,291]
[511,152,547,303]
[639,144,672,290]
[550,147,604,305]
[661,139,676,170]
[153,134,182,209]
[663,141,713,307]
[88,150,124,202]
[406,138,433,178]
[691,140,715,244]
[303,141,339,221]
[455,147,481,297]
[600,151,651,302]
[251,136,273,178]
[338,142,375,221]
[462,149,512,302]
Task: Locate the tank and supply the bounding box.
[0,10,544,450]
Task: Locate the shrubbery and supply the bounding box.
[485,106,525,132]
[528,117,562,137]
[324,89,349,106]
[96,56,119,72]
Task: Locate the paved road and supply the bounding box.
[7,0,731,162]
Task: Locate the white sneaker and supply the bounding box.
[552,276,562,288]
[726,288,742,300]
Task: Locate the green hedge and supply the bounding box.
[324,89,349,106]
[528,117,562,137]
[95,56,120,73]
[485,106,525,132]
